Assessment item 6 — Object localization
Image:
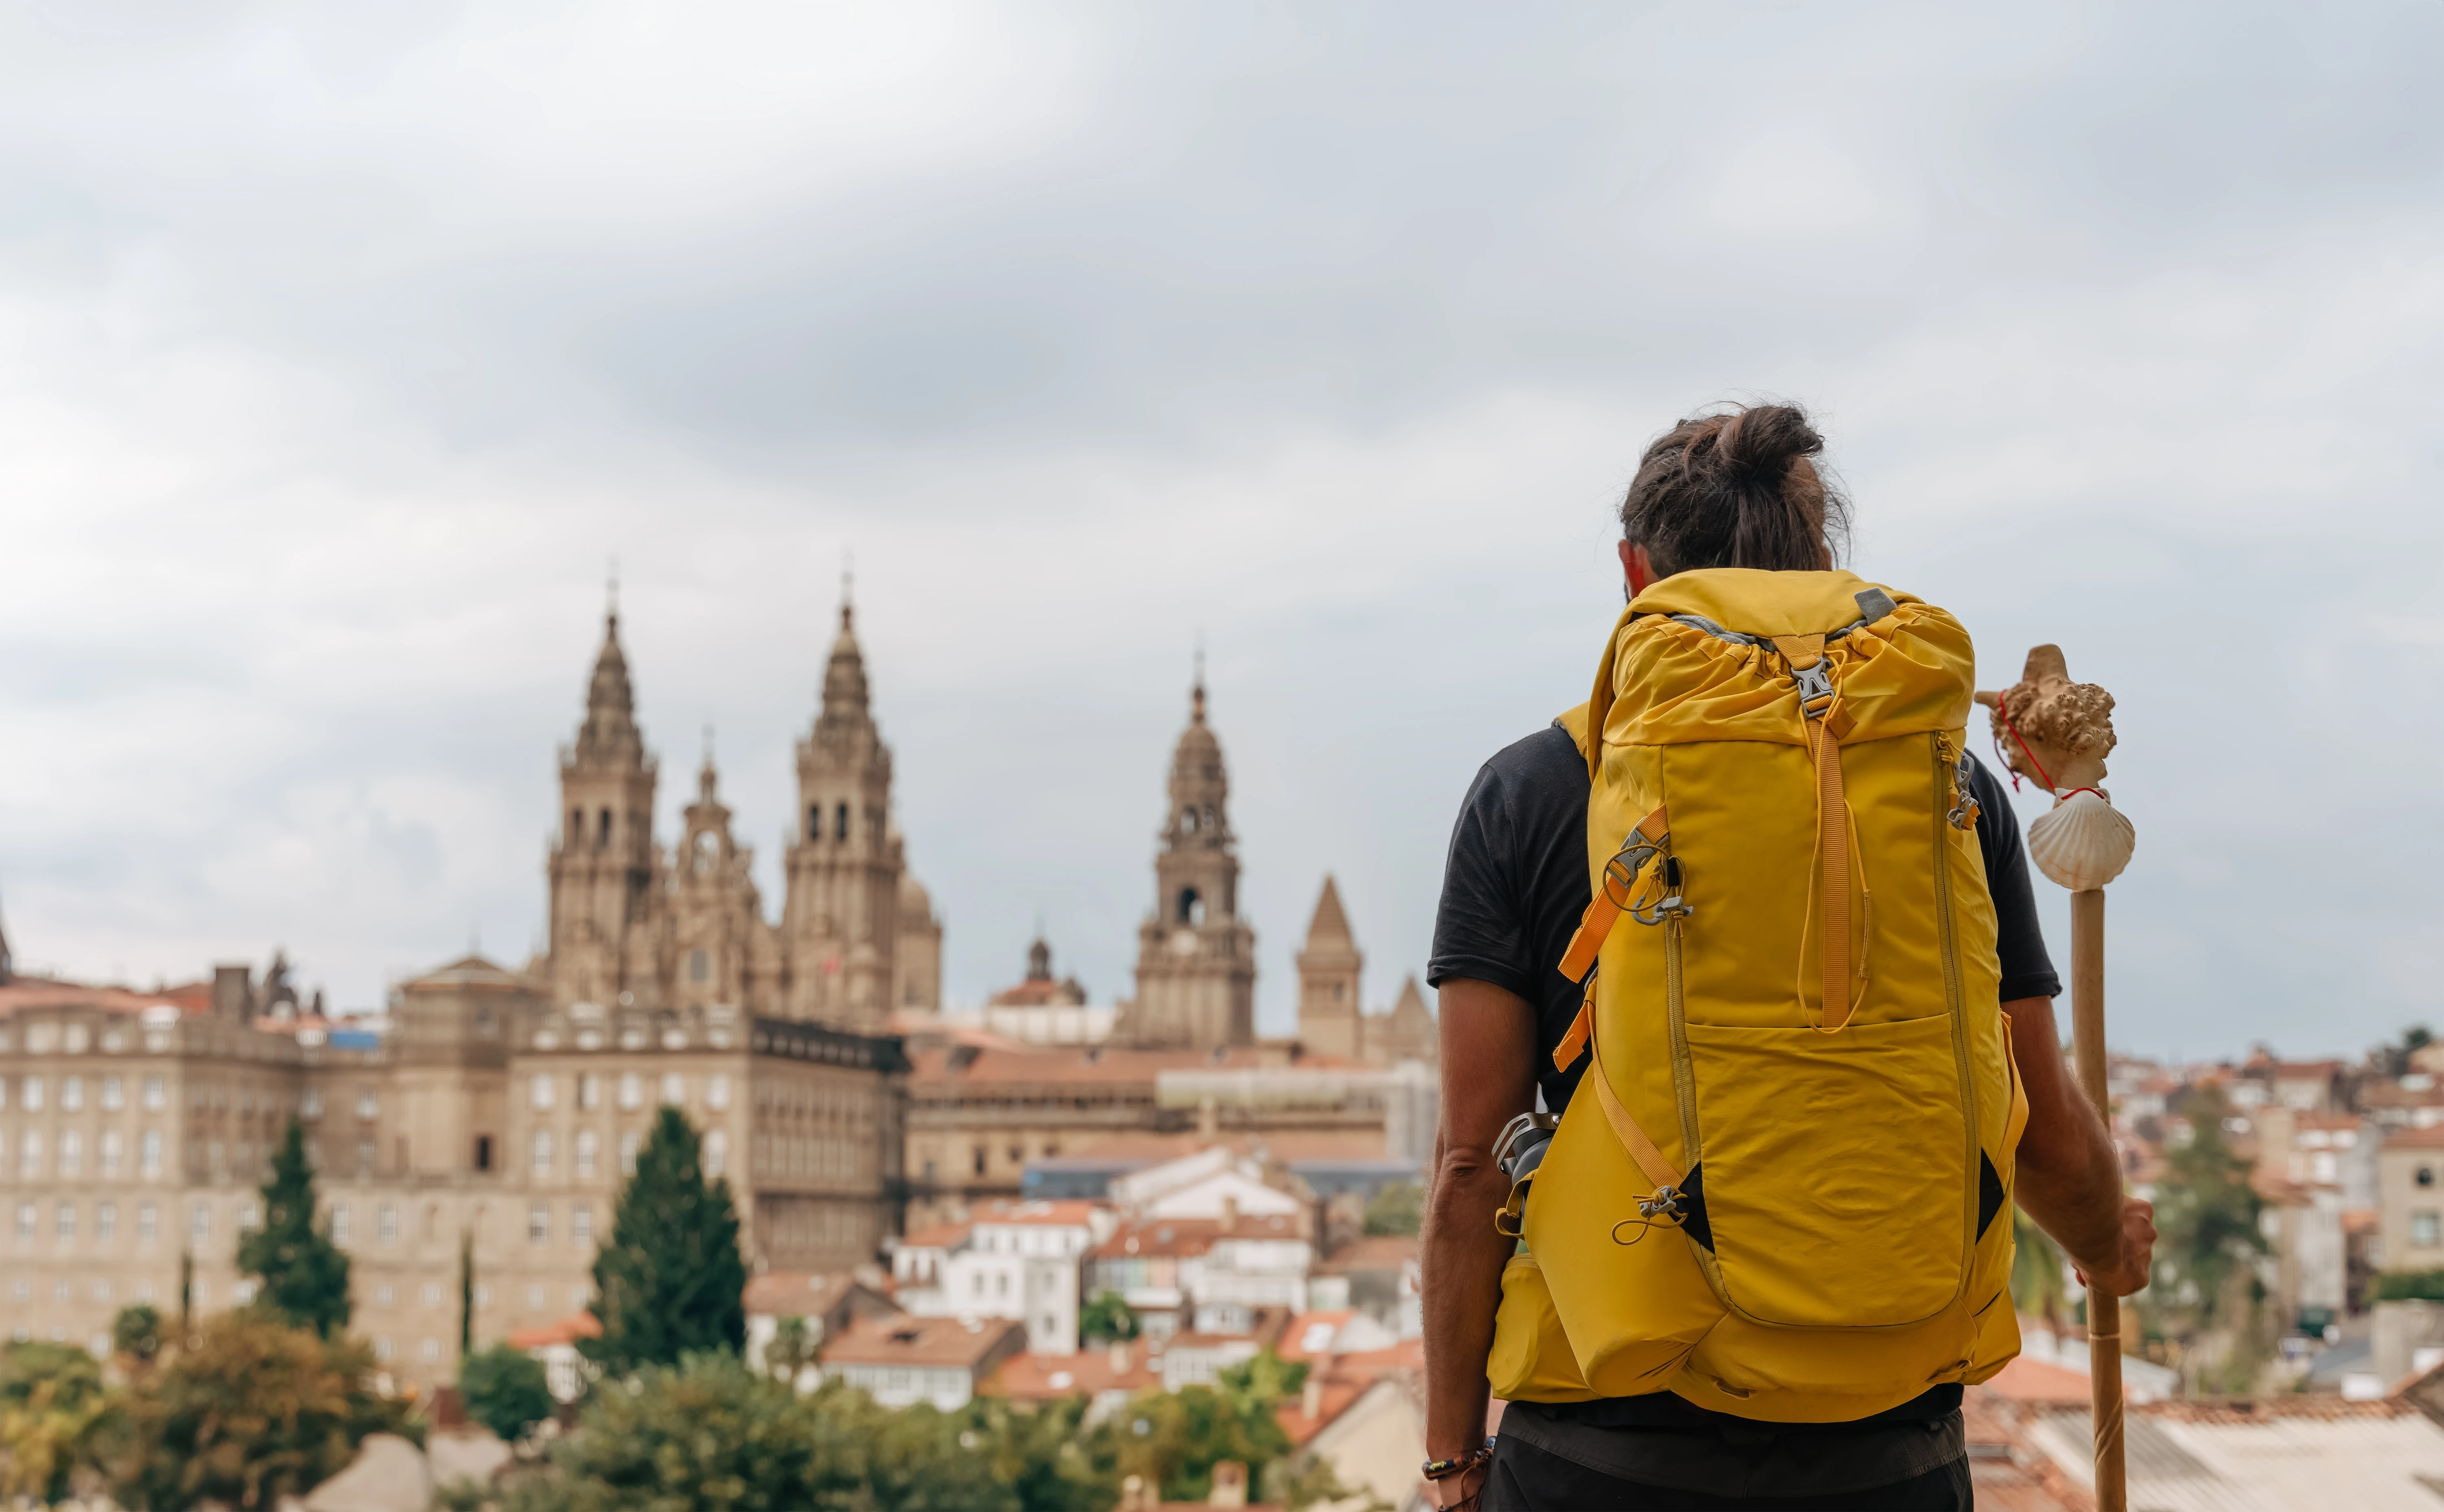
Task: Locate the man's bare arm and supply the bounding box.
[1421,977,1540,1506]
[2008,993,2155,1295]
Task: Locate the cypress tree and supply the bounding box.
[581,1106,746,1374]
[458,1230,475,1359]
[237,1120,352,1338]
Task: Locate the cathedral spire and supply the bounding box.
[820,588,872,727]
[574,604,645,770]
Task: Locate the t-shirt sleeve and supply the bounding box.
[1427,760,1538,1001]
[1969,754,2062,1003]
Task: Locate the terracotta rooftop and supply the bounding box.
[985,1339,1161,1401]
[969,1198,1106,1228]
[2384,1125,2444,1149]
[506,1312,602,1350]
[741,1270,881,1316]
[0,978,208,1018]
[1315,1235,1419,1275]
[1055,1129,1390,1167]
[822,1313,1024,1370]
[1089,1218,1224,1261]
[897,1221,974,1251]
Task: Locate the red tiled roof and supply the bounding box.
[822,1313,1024,1369]
[741,1271,878,1317]
[897,1222,973,1251]
[1977,1354,2093,1407]
[1090,1218,1223,1261]
[2385,1125,2444,1149]
[0,979,199,1018]
[985,1341,1161,1401]
[969,1199,1106,1228]
[506,1312,601,1350]
[1316,1236,1418,1275]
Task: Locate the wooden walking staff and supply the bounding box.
[1977,645,2137,1512]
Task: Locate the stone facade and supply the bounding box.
[1123,681,1256,1050]
[544,599,941,1031]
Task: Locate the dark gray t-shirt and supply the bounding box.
[1427,720,2059,1466]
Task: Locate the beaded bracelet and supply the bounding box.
[1421,1439,1496,1481]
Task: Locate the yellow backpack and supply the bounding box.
[1485,568,2028,1423]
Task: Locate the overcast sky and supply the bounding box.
[1,3,2437,1059]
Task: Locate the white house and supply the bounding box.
[888,1198,1113,1354]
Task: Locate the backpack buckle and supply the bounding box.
[1791,659,1835,717]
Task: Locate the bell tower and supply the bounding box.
[1295,875,1363,1059]
[1127,672,1256,1048]
[547,603,661,1009]
[780,591,903,1029]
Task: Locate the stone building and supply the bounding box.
[0,598,928,1391]
[543,598,941,1030]
[1294,878,1437,1067]
[1122,679,1255,1050]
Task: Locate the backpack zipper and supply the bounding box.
[1932,732,1978,1299]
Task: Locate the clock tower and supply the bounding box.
[1125,673,1257,1049]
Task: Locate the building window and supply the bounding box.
[618,1074,642,1111]
[136,1204,156,1243]
[598,808,612,846]
[61,1077,82,1112]
[301,1088,321,1119]
[100,1075,123,1110]
[573,1205,593,1245]
[575,1130,597,1178]
[531,1074,556,1111]
[374,1336,392,1361]
[96,1202,116,1242]
[332,1205,350,1246]
[55,1204,74,1239]
[529,1205,549,1244]
[475,1135,492,1172]
[708,1075,730,1110]
[378,1204,398,1245]
[2420,1166,2434,1188]
[807,805,820,841]
[376,1284,395,1308]
[973,1146,987,1177]
[530,1130,555,1177]
[660,1073,684,1106]
[835,802,850,841]
[578,1073,602,1110]
[357,1140,376,1173]
[190,1204,210,1242]
[142,1076,165,1112]
[620,1131,640,1176]
[525,1283,545,1309]
[357,1092,379,1121]
[22,1077,41,1112]
[100,1130,122,1177]
[1178,887,1203,925]
[420,1338,441,1362]
[705,1130,727,1179]
[140,1130,162,1178]
[11,1204,30,1240]
[2417,1211,2442,1248]
[689,949,709,983]
[58,1132,80,1177]
[238,1203,260,1231]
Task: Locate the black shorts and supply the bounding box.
[1482,1425,1972,1510]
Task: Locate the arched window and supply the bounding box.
[835,802,851,841]
[1178,887,1204,926]
[1182,809,1199,834]
[808,805,821,841]
[597,808,612,846]
[569,809,582,844]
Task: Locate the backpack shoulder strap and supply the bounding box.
[1556,702,1593,763]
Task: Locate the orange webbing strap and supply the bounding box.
[1556,804,1671,985]
[1553,985,1594,1074]
[1588,1018,1683,1193]
[1809,719,1853,1031]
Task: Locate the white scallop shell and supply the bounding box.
[2027,789,2135,892]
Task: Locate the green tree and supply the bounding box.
[112,1303,165,1366]
[2153,1087,2266,1328]
[460,1229,477,1359]
[237,1120,352,1338]
[2010,1210,2070,1331]
[2378,1024,2436,1078]
[0,1341,112,1504]
[2374,1269,2444,1302]
[1101,1348,1304,1504]
[580,1107,747,1375]
[460,1343,555,1446]
[103,1312,413,1511]
[763,1315,814,1384]
[960,1394,1116,1512]
[1361,1181,1423,1237]
[1078,1292,1138,1344]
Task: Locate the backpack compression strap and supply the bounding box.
[1773,633,1860,1033]
[1556,803,1671,985]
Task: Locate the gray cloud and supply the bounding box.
[0,1,2437,1058]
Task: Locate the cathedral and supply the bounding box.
[541,598,943,1032]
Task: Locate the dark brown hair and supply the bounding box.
[1618,402,1850,578]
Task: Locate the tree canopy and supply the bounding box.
[461,1343,556,1446]
[105,1312,413,1511]
[0,1341,112,1504]
[237,1119,352,1338]
[581,1107,747,1375]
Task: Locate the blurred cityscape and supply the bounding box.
[7,599,2444,1509]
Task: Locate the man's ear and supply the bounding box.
[1618,541,1657,598]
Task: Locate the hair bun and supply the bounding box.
[1714,404,1824,484]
